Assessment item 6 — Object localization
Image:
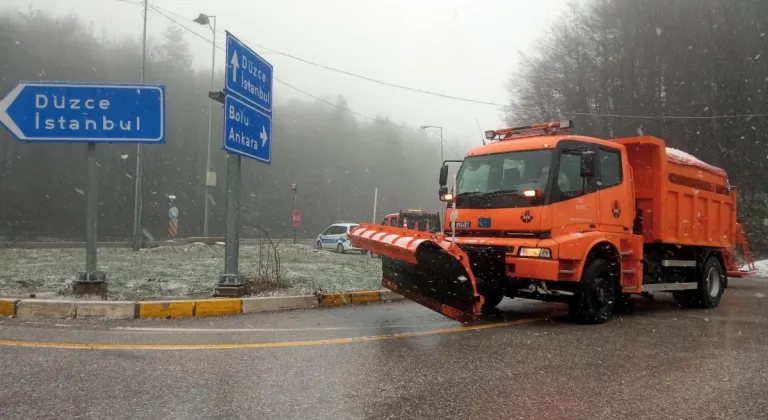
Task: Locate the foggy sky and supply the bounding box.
[4,0,569,153]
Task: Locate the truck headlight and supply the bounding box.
[518,247,551,259]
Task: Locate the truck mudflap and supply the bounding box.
[348,225,483,323]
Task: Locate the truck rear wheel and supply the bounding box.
[674,256,724,309]
[569,258,616,324]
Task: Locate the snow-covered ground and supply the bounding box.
[752,260,768,278]
[0,244,382,300]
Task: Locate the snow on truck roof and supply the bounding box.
[666,147,727,177]
[468,133,727,178]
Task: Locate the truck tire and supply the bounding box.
[569,258,616,324]
[674,256,724,309]
[481,293,503,314]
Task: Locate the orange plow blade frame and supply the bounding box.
[349,224,484,323]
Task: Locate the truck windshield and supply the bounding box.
[454,149,552,208]
[456,150,553,195]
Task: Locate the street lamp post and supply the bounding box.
[420,125,443,163]
[194,13,216,237]
[131,0,150,251]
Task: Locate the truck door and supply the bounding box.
[596,146,633,233]
[549,141,599,235]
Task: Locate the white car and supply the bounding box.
[316,222,366,254]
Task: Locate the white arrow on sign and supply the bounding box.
[260,126,268,147]
[0,84,25,140]
[230,50,239,83]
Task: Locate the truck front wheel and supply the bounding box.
[480,292,504,314]
[674,256,725,309]
[569,258,616,324]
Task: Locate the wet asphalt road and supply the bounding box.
[1,278,767,420]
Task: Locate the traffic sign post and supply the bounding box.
[215,31,274,297]
[293,209,301,245]
[0,81,165,296]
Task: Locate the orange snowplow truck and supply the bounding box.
[349,121,754,324]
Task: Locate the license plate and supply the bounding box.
[455,221,471,228]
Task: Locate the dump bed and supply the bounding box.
[615,136,737,248]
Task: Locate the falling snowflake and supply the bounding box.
[655,27,662,36]
[121,154,129,160]
[74,188,85,195]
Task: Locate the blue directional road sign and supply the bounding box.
[225,31,273,114]
[224,31,273,163]
[223,94,271,163]
[0,81,165,143]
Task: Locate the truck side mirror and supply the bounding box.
[580,151,596,178]
[439,165,449,187]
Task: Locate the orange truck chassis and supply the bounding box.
[349,121,754,324]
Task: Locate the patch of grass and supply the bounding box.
[0,244,382,300]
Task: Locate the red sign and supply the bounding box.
[292,210,301,227]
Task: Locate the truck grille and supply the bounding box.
[459,245,513,285]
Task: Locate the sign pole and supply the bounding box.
[86,142,98,272]
[217,153,243,296]
[75,142,107,296]
[293,186,298,245]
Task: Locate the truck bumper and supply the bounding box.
[505,257,580,282]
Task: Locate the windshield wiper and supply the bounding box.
[484,189,523,196]
[456,191,484,197]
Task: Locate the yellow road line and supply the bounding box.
[0,317,544,351]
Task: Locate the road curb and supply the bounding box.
[0,298,20,317]
[242,295,318,313]
[76,301,136,319]
[195,298,242,317]
[138,300,196,319]
[318,292,352,307]
[16,299,75,318]
[0,289,404,320]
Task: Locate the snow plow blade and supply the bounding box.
[348,224,483,323]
